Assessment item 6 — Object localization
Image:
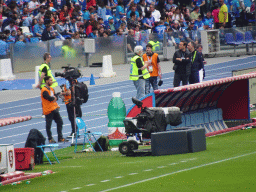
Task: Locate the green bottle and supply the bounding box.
[108,92,126,127]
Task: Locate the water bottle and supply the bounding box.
[108,92,126,127]
[107,92,126,146]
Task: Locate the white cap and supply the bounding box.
[112,92,121,97]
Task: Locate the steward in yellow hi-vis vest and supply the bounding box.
[41,76,66,143]
[129,46,150,99]
[148,40,160,52]
[37,53,58,89]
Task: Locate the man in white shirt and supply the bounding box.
[149,4,161,22]
[28,0,40,13]
[4,20,17,32]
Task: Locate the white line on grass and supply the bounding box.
[100,151,256,192]
[128,173,138,175]
[86,184,96,186]
[115,176,123,179]
[157,166,166,168]
[169,163,178,165]
[143,169,153,172]
[72,187,81,190]
[101,180,110,182]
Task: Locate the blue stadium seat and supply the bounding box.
[30,37,40,43]
[225,33,242,55]
[209,109,222,131]
[217,108,228,129]
[243,31,256,53]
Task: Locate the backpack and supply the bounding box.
[75,81,89,104]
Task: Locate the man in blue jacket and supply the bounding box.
[187,41,204,84]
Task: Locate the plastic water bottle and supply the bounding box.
[107,92,126,127]
[108,92,127,146]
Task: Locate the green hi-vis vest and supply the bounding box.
[148,41,160,52]
[130,55,150,81]
[38,63,58,89]
[62,45,76,58]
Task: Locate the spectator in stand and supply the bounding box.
[154,20,167,41]
[6,29,16,43]
[116,0,126,20]
[55,19,70,38]
[31,18,38,34]
[127,3,140,20]
[115,15,127,29]
[120,22,128,34]
[44,10,53,25]
[41,24,56,41]
[171,20,185,44]
[28,0,40,16]
[172,7,184,22]
[98,17,105,28]
[105,16,116,35]
[115,28,124,36]
[212,3,220,28]
[134,24,142,45]
[137,0,147,17]
[194,15,204,30]
[127,12,139,29]
[64,17,78,36]
[86,0,96,10]
[191,0,205,17]
[218,0,229,28]
[35,5,46,20]
[78,25,87,38]
[34,18,45,37]
[59,5,72,22]
[142,11,155,31]
[150,4,161,23]
[166,0,177,12]
[85,14,97,36]
[21,7,33,27]
[0,34,8,58]
[97,1,107,21]
[127,28,136,53]
[98,26,105,36]
[190,6,200,21]
[184,21,198,44]
[166,6,176,23]
[230,0,241,26]
[15,27,25,42]
[181,4,190,19]
[4,20,17,32]
[88,27,98,38]
[203,11,214,29]
[250,0,255,13]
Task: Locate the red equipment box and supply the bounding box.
[14,148,35,170]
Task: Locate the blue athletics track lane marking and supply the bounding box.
[1,56,256,148]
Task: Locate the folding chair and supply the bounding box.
[74,117,104,153]
[243,31,256,54]
[37,144,60,165]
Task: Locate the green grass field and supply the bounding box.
[2,128,256,192]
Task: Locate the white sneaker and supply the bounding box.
[41,115,45,118]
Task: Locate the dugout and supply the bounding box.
[127,72,256,134]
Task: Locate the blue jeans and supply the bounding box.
[145,76,158,95]
[133,79,145,99]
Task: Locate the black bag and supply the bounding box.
[93,136,110,151]
[25,129,46,164]
[75,82,89,104]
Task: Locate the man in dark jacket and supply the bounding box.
[173,41,191,87]
[41,24,56,41]
[187,41,204,84]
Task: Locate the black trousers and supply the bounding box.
[66,103,82,134]
[189,71,199,85]
[45,109,63,140]
[173,73,189,87]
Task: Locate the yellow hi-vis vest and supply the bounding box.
[62,45,76,58]
[38,63,58,89]
[148,40,160,52]
[130,55,150,81]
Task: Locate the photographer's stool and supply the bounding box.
[37,144,60,165]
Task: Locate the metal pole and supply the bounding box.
[124,35,128,64]
[85,53,89,67]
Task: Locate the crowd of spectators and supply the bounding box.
[0,0,255,51]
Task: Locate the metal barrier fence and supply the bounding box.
[6,26,256,73]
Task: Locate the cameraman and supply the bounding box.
[61,78,82,138]
[41,76,68,143]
